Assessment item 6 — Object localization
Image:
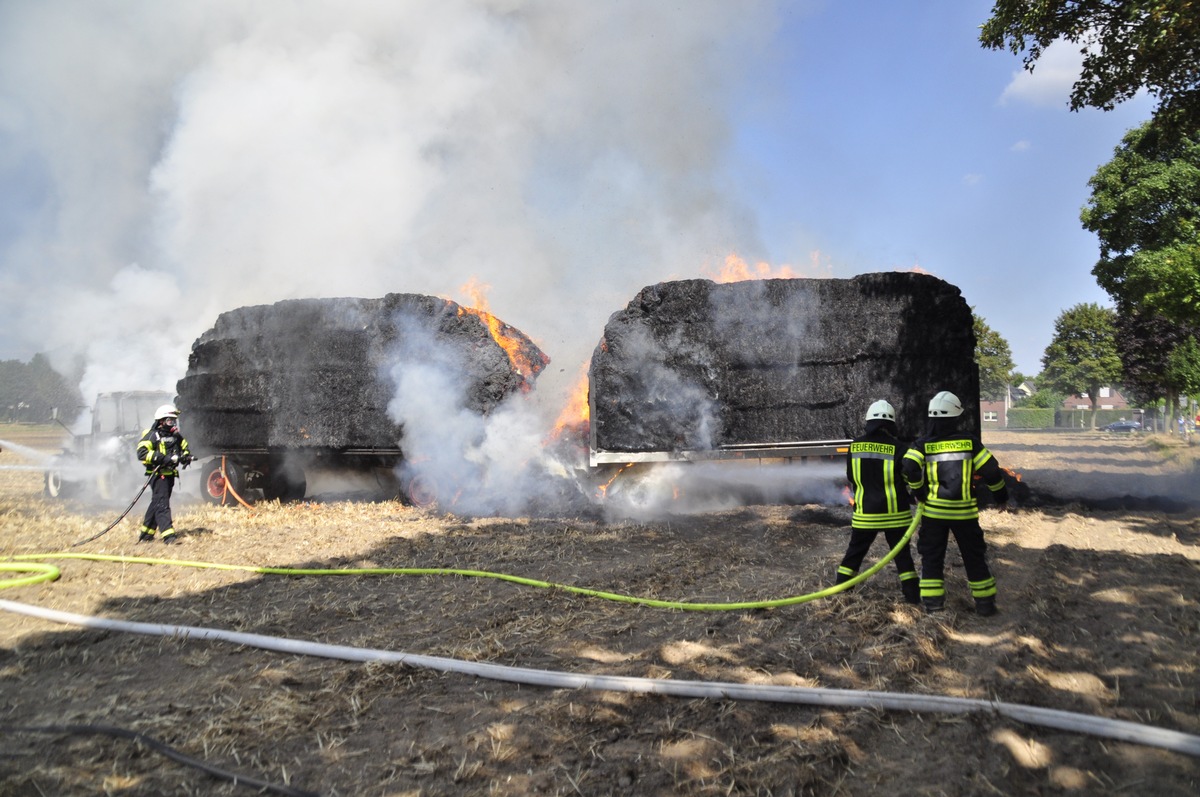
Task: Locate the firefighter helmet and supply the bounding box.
[154,404,180,421]
[865,399,896,422]
[927,391,963,417]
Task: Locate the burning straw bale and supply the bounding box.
[590,273,978,453]
[176,293,548,453]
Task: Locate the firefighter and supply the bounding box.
[836,399,920,604]
[136,403,193,544]
[901,391,1008,616]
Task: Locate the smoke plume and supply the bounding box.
[0,0,777,407]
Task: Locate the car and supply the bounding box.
[1100,420,1142,433]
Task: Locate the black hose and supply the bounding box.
[70,466,161,548]
[3,724,319,797]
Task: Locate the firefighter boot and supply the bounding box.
[834,570,855,592]
[138,527,155,543]
[161,529,180,545]
[901,580,921,606]
[975,597,997,617]
[923,596,945,614]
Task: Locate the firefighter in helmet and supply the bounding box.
[901,391,1008,616]
[836,399,920,604]
[136,403,193,544]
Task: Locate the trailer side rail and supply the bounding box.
[590,440,851,467]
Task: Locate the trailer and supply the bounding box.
[586,273,981,498]
[175,293,548,506]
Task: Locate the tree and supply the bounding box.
[1081,122,1200,325]
[1166,335,1200,395]
[0,354,83,424]
[973,312,1016,400]
[1021,387,1066,409]
[980,1,1200,134]
[1041,303,1124,426]
[1113,303,1199,430]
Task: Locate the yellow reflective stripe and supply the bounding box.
[922,503,980,520]
[851,512,912,529]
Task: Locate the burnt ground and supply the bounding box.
[0,427,1198,796]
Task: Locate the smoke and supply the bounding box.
[384,310,575,516]
[1,1,849,517]
[0,0,779,406]
[599,461,848,520]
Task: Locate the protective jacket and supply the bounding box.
[901,433,1006,521]
[137,426,191,477]
[846,428,912,530]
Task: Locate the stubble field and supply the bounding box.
[0,425,1198,796]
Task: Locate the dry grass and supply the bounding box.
[1,426,1198,795]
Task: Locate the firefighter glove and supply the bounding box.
[993,485,1010,507]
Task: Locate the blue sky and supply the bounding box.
[0,0,1154,401]
[732,1,1152,376]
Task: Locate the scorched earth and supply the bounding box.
[0,427,1198,796]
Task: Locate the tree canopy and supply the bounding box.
[1041,303,1123,423]
[980,0,1200,134]
[1081,122,1200,325]
[0,355,83,424]
[973,312,1016,400]
[1114,303,1199,404]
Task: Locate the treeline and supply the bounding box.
[0,354,83,424]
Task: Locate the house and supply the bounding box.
[1060,386,1131,411]
[979,383,1032,429]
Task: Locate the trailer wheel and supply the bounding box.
[404,474,439,509]
[201,459,245,505]
[263,461,306,502]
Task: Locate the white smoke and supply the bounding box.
[0,0,777,406]
[384,311,573,516]
[0,0,829,517]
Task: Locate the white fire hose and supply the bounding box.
[2,597,1198,758]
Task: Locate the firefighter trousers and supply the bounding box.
[142,474,176,533]
[837,526,918,582]
[916,516,997,600]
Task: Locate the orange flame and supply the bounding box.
[711,254,798,283]
[551,363,591,440]
[596,463,634,499]
[455,278,549,386]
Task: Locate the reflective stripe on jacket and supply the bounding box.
[901,434,1005,521]
[136,428,190,476]
[846,432,912,529]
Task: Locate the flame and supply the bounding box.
[842,485,854,506]
[711,253,797,283]
[551,363,591,441]
[1002,466,1023,483]
[596,463,634,499]
[454,278,549,386]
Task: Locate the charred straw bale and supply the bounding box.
[589,273,978,453]
[176,294,547,453]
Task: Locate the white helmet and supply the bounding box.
[927,391,963,418]
[155,404,180,421]
[865,399,896,422]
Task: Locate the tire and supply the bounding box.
[404,473,440,509]
[201,459,246,505]
[44,469,78,499]
[262,460,306,502]
[96,462,136,502]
